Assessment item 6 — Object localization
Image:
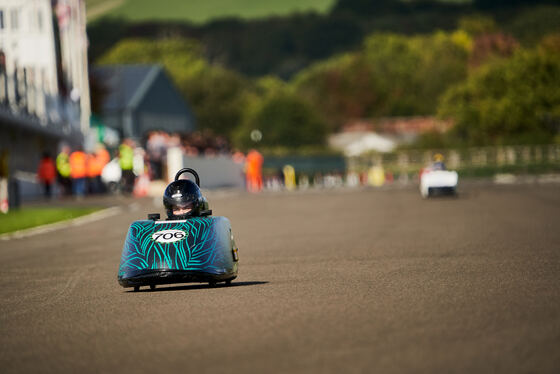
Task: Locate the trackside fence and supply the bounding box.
[347,144,560,180]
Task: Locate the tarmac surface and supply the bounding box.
[1,184,559,373]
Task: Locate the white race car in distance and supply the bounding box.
[420,167,458,198]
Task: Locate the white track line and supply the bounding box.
[0,206,123,241]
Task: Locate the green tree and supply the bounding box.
[363,32,469,116]
[332,0,398,16]
[185,67,253,137]
[234,93,327,150]
[292,31,469,130]
[468,32,519,68]
[292,53,380,131]
[473,0,556,10]
[457,15,497,37]
[98,38,206,81]
[438,48,560,145]
[505,5,560,45]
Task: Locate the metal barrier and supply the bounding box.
[347,145,560,177]
[166,147,245,189]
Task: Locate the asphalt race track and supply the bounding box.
[1,184,559,373]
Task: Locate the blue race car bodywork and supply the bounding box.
[118,215,239,290]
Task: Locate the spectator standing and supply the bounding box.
[245,149,264,193]
[283,165,296,191]
[56,145,72,196]
[367,165,385,187]
[69,147,87,197]
[95,143,110,168]
[95,143,110,193]
[146,132,166,180]
[119,139,135,194]
[0,149,9,213]
[37,152,56,198]
[86,152,102,194]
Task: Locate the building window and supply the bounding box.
[37,10,43,31]
[0,10,4,30]
[10,9,19,30]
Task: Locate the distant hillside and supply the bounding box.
[88,0,560,78]
[86,0,335,23]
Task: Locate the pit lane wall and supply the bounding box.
[167,147,244,189]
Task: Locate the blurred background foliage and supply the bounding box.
[438,41,560,146]
[89,0,560,150]
[234,93,327,149]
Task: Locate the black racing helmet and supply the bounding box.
[163,168,210,219]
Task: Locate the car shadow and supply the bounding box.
[426,195,460,200]
[126,281,269,293]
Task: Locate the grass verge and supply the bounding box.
[87,0,334,23]
[0,207,102,235]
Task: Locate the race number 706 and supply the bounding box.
[151,230,188,243]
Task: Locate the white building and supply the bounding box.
[0,0,90,201]
[329,131,397,156]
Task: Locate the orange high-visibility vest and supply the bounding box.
[86,153,103,178]
[96,147,110,167]
[69,151,87,179]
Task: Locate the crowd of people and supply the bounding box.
[32,135,444,203]
[145,130,264,192]
[37,141,132,199]
[38,129,430,200]
[33,130,265,199]
[0,132,415,212]
[35,131,447,201]
[145,130,232,180]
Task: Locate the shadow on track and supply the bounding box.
[422,195,461,201]
[125,281,269,293]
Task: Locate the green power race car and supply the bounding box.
[117,168,239,291]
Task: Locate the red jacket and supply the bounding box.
[38,158,56,183]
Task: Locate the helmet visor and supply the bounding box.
[172,201,194,216]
